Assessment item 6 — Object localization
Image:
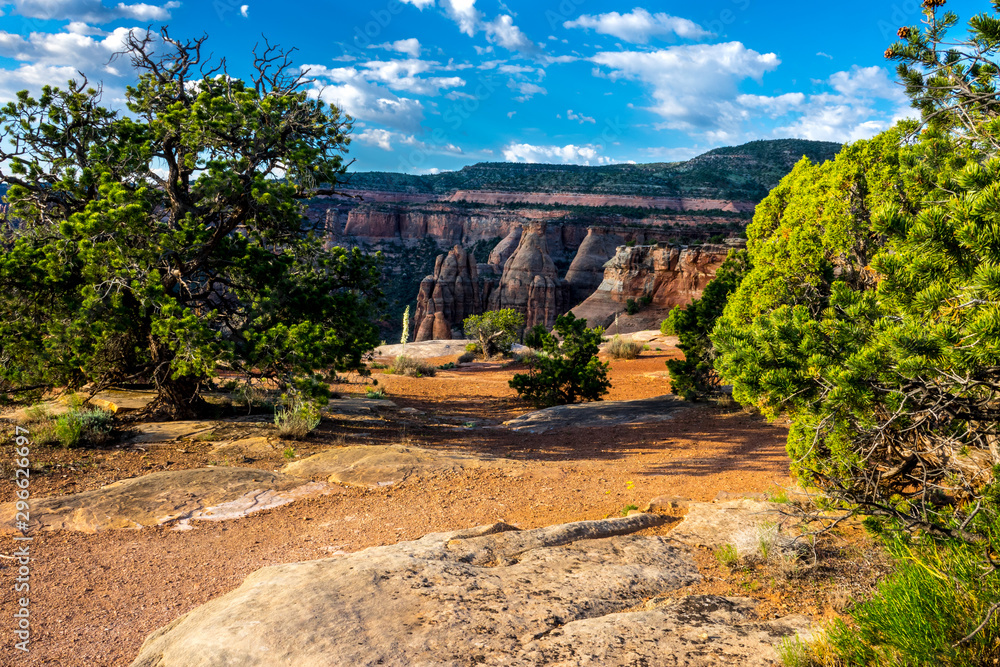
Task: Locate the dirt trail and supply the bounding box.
[0,350,796,667]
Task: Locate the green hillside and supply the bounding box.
[343,139,841,202]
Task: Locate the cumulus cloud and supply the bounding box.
[484,15,539,55]
[11,0,179,23]
[442,0,482,37]
[400,0,435,8]
[373,38,421,58]
[565,8,711,44]
[502,142,613,165]
[591,43,779,138]
[240,4,248,18]
[736,92,806,118]
[776,66,914,142]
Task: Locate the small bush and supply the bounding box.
[23,404,52,423]
[273,396,321,439]
[620,503,639,516]
[509,313,611,408]
[606,335,643,360]
[465,342,480,354]
[523,323,548,350]
[625,298,639,315]
[369,361,389,370]
[715,543,739,568]
[365,388,387,399]
[282,446,296,460]
[388,355,437,377]
[437,362,457,370]
[463,309,525,359]
[457,351,476,364]
[53,408,114,448]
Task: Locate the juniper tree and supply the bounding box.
[0,30,382,417]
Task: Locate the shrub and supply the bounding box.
[388,355,436,377]
[606,335,642,360]
[523,323,548,350]
[273,395,321,439]
[437,362,457,370]
[365,388,387,399]
[457,351,476,364]
[52,407,114,448]
[625,298,639,315]
[664,248,750,401]
[463,309,525,359]
[509,313,610,408]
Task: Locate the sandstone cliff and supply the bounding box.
[571,242,736,333]
[564,227,627,305]
[413,246,486,342]
[488,222,570,329]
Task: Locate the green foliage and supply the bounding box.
[620,504,639,516]
[463,309,525,359]
[387,355,437,377]
[606,335,642,360]
[273,395,322,439]
[798,516,1000,667]
[469,237,502,263]
[365,388,386,400]
[0,32,382,417]
[457,351,476,364]
[523,324,548,350]
[625,298,639,315]
[34,406,114,448]
[509,313,610,408]
[714,543,739,569]
[664,249,751,401]
[282,446,297,460]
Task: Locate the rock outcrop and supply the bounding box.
[488,222,571,329]
[487,225,522,271]
[563,227,626,304]
[413,245,485,341]
[130,515,812,667]
[572,242,734,331]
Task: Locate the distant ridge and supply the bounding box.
[344,139,841,203]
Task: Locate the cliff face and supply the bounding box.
[564,227,626,305]
[445,190,756,213]
[571,242,735,332]
[488,222,571,329]
[413,246,486,342]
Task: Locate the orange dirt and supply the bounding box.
[0,349,865,667]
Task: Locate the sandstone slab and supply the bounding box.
[669,499,798,551]
[128,421,217,444]
[130,515,811,667]
[0,467,326,534]
[282,444,522,487]
[503,394,689,432]
[210,437,280,460]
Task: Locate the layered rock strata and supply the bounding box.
[572,242,735,331]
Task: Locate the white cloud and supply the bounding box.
[502,142,613,165]
[565,8,711,44]
[375,38,421,58]
[355,128,462,155]
[509,80,546,102]
[400,0,435,8]
[240,4,248,18]
[306,64,426,134]
[776,66,914,142]
[485,15,538,55]
[441,0,482,37]
[358,59,465,95]
[736,92,805,117]
[591,43,780,137]
[567,109,596,124]
[10,0,179,22]
[0,27,140,76]
[817,52,833,60]
[507,110,516,118]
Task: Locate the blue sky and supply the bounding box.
[0,0,986,173]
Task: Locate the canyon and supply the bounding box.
[305,192,744,340]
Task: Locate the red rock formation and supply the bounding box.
[413,246,484,341]
[564,227,627,305]
[488,222,570,328]
[487,226,522,271]
[444,190,756,213]
[570,242,736,332]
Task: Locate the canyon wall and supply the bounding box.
[413,246,490,342]
[444,190,756,213]
[571,242,737,333]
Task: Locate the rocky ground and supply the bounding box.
[0,343,889,666]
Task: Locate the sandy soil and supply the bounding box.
[0,349,882,667]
